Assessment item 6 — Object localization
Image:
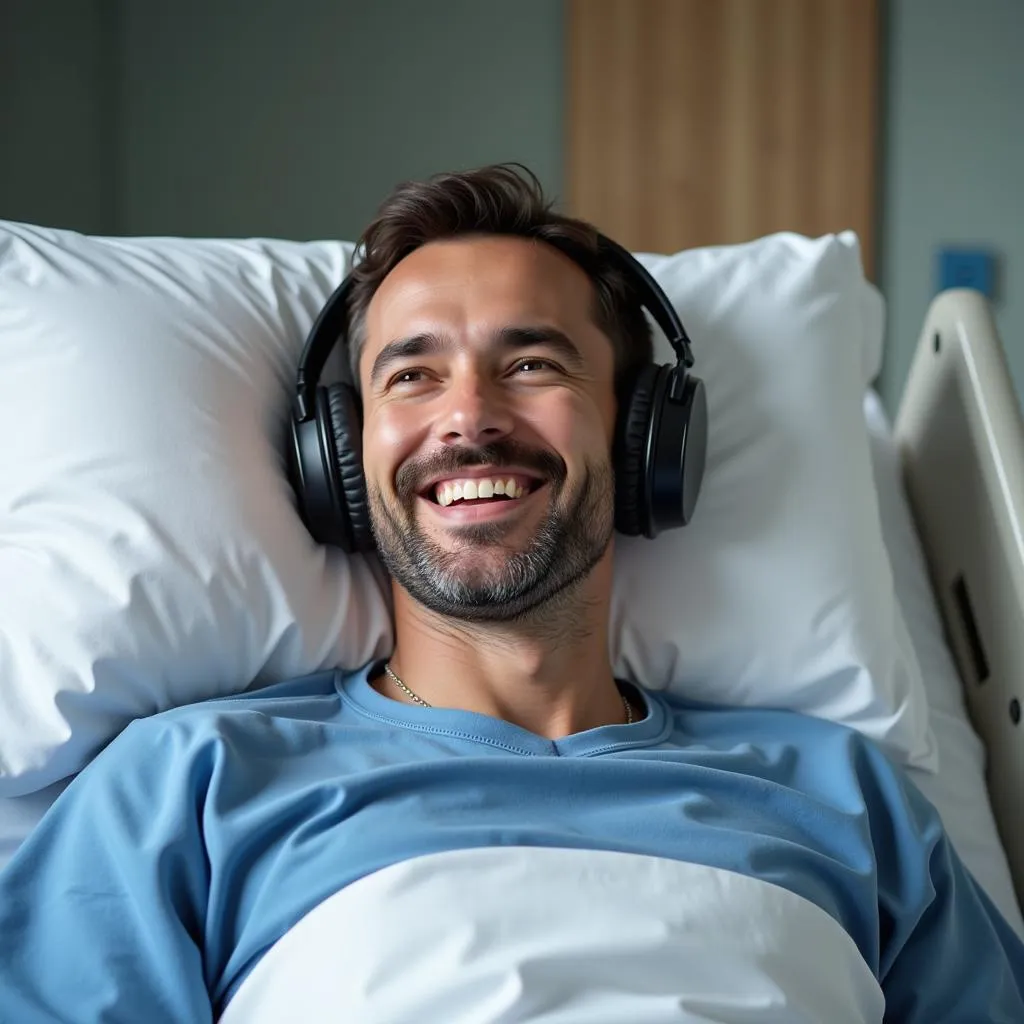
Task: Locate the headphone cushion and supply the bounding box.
[325,383,371,550]
[615,363,661,537]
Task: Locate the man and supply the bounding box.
[1,165,1022,1022]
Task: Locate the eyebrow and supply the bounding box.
[368,325,587,389]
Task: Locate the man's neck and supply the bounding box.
[376,557,626,738]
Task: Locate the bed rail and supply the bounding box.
[895,288,1024,908]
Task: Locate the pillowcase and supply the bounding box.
[0,220,933,799]
[0,222,393,795]
[611,232,935,770]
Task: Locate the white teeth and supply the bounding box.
[433,476,532,505]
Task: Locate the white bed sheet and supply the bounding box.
[1,392,1020,941]
[865,389,1023,935]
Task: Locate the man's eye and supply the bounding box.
[512,358,556,375]
[391,369,428,386]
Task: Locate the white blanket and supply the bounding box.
[221,846,882,1023]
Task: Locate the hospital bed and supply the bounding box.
[892,288,1024,929]
[0,223,1022,961]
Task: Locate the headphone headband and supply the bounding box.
[294,277,354,422]
[595,235,695,369]
[293,233,692,420]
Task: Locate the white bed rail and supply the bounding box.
[895,288,1024,908]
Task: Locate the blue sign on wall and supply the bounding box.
[937,248,997,298]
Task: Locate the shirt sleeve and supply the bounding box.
[863,741,1024,1022]
[0,717,214,1023]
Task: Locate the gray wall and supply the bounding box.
[0,1,116,233]
[117,0,563,241]
[879,0,1024,411]
[1,0,563,240]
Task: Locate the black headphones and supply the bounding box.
[288,234,708,554]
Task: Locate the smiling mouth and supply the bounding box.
[421,475,546,508]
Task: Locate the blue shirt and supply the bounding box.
[0,661,1022,1021]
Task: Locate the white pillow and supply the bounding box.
[0,221,933,799]
[611,233,935,770]
[0,222,393,795]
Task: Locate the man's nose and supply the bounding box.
[436,373,515,446]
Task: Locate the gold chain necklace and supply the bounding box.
[383,662,635,725]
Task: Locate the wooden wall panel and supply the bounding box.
[566,0,880,277]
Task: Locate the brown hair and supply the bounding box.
[344,163,653,393]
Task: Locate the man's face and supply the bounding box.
[359,235,618,622]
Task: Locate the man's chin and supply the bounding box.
[398,535,560,621]
[403,577,552,624]
[425,524,531,555]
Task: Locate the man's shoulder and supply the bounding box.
[109,669,346,760]
[657,687,867,742]
[655,688,905,785]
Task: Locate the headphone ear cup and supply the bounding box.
[647,370,707,534]
[322,384,374,553]
[614,363,663,537]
